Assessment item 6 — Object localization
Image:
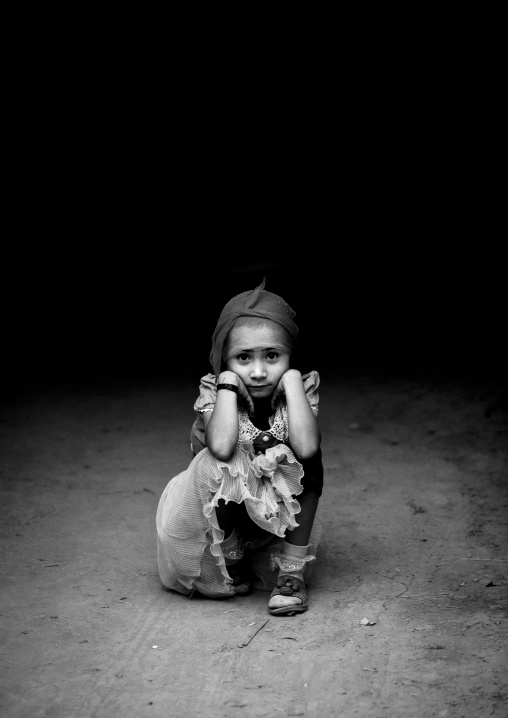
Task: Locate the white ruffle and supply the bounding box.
[156,442,305,598]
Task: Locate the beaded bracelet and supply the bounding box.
[216,383,239,394]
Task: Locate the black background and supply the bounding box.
[3,232,505,400]
[3,79,504,400]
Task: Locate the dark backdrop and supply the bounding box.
[3,240,505,399]
[5,50,504,400]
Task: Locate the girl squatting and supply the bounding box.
[156,279,324,616]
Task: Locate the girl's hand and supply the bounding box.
[218,371,255,417]
[270,369,302,411]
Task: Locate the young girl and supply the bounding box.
[156,278,323,615]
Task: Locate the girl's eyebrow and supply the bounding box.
[236,346,280,353]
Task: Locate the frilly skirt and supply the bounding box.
[156,442,321,598]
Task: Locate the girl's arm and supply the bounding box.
[280,369,321,460]
[203,371,251,461]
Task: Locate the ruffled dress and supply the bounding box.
[156,371,321,598]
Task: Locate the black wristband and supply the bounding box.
[216,383,239,394]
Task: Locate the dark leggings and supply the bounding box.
[299,447,324,497]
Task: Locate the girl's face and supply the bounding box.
[225,323,291,400]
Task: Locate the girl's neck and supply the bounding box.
[251,397,273,430]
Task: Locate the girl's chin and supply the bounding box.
[249,389,272,399]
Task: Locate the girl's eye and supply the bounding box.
[267,352,279,360]
[237,353,250,362]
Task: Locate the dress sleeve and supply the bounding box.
[302,370,320,417]
[193,373,218,413]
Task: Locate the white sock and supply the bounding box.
[220,529,242,565]
[282,541,309,564]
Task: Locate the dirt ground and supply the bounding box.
[1,369,507,718]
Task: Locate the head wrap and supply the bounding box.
[209,277,298,376]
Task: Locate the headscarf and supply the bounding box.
[209,277,299,376]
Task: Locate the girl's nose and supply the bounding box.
[250,360,267,378]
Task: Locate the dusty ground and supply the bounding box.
[1,369,507,718]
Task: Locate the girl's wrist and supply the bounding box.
[218,371,239,386]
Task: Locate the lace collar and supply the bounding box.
[238,402,288,443]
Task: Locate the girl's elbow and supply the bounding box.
[296,446,320,461]
[208,438,236,461]
[294,437,321,461]
[213,446,235,461]
[205,428,237,461]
